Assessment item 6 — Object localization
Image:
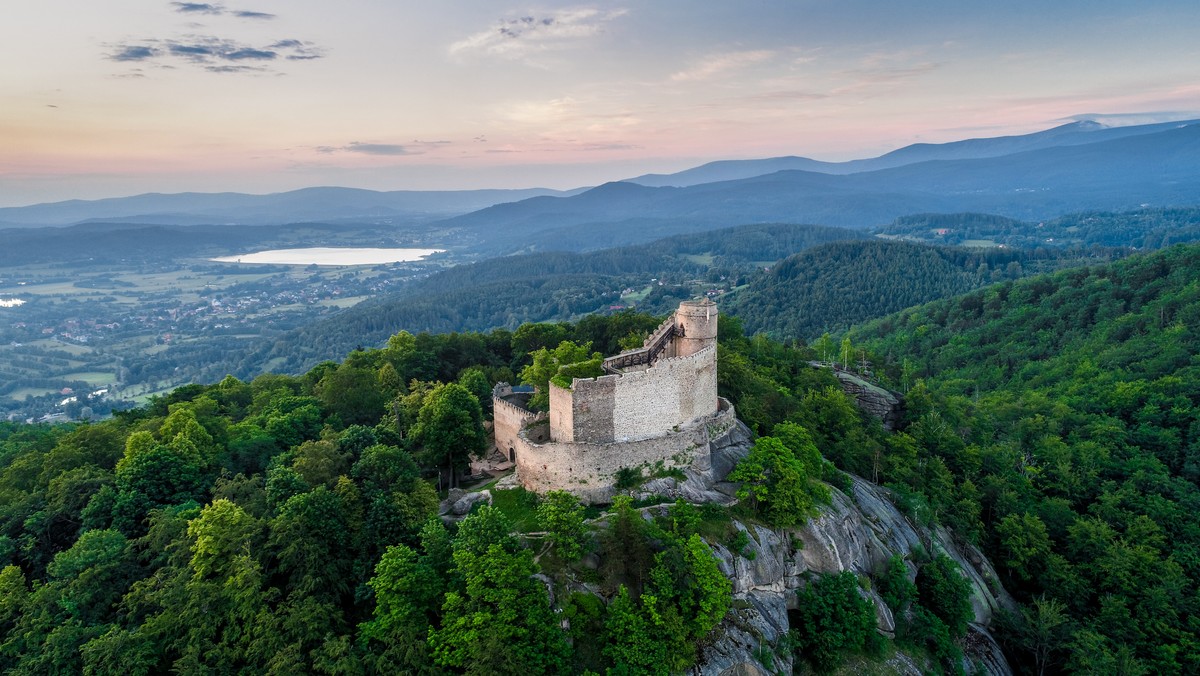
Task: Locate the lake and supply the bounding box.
[210,247,444,266]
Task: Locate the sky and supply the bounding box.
[3,1,1200,206]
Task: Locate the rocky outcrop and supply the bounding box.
[439,489,493,517]
[632,420,754,505]
[693,475,1017,675]
[692,590,789,676]
[832,370,904,430]
[964,623,1014,676]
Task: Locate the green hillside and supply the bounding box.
[878,207,1200,250]
[851,244,1200,673]
[725,240,1088,341]
[229,222,863,376]
[3,244,1199,674]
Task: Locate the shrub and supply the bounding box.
[876,554,917,612]
[792,571,878,671]
[917,554,974,637]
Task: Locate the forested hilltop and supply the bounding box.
[2,244,1198,674]
[0,296,1001,674]
[850,243,1200,673]
[725,240,1097,341]
[878,207,1200,251]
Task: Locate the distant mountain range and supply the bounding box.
[624,118,1199,186]
[0,186,585,229]
[448,122,1200,252]
[3,118,1198,241]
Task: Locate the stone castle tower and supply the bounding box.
[674,298,719,358]
[493,299,734,502]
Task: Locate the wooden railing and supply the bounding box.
[602,322,679,373]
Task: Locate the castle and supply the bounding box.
[493,299,737,502]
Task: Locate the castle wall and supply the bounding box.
[553,345,717,443]
[492,385,543,461]
[500,300,725,502]
[513,398,736,503]
[612,346,716,441]
[548,382,575,442]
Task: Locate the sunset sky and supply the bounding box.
[3,1,1200,206]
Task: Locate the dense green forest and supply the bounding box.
[879,207,1200,251]
[3,243,1199,674]
[230,222,863,376]
[725,240,1099,341]
[0,298,996,674]
[849,243,1200,673]
[0,311,713,674]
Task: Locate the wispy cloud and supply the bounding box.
[342,143,411,156]
[315,140,452,156]
[450,8,626,62]
[170,2,275,19]
[172,2,223,14]
[670,50,775,82]
[107,36,323,73]
[270,40,323,60]
[830,50,940,95]
[111,45,161,62]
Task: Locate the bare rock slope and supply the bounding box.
[693,475,1016,675]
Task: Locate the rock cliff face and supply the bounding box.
[632,419,755,505]
[612,416,1012,674]
[832,370,904,430]
[691,475,1016,675]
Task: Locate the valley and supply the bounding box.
[0,223,454,421]
[5,119,1200,422]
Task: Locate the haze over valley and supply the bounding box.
[3,117,1200,421]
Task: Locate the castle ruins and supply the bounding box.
[493,299,737,502]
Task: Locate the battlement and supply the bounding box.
[493,393,535,420]
[644,315,678,349]
[602,314,678,373]
[492,382,547,464]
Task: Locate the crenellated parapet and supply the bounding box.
[644,315,678,349]
[492,382,545,462]
[493,392,536,421]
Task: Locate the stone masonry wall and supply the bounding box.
[551,345,717,443]
[612,346,716,441]
[548,381,576,442]
[514,398,736,503]
[675,299,718,358]
[492,385,542,461]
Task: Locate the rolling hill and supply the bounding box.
[224,223,867,376]
[438,123,1200,253]
[626,118,1200,186]
[723,240,1084,341]
[0,186,585,229]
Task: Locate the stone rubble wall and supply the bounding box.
[514,397,736,503]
